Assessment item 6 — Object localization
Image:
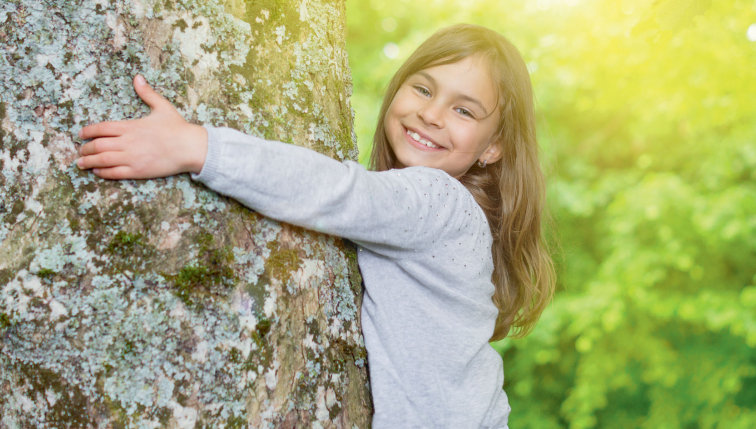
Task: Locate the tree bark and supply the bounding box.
[0,0,371,427]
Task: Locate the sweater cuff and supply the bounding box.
[190,125,224,185]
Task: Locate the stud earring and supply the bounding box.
[477,159,487,168]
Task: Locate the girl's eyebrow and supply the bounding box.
[416,71,489,116]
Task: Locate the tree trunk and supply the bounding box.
[0,0,371,427]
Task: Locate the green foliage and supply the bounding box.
[346,0,756,427]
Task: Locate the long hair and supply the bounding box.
[369,24,555,341]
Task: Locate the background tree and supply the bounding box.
[0,0,371,427]
[347,0,756,427]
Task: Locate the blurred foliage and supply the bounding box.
[345,0,756,427]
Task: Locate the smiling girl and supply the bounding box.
[76,23,555,428]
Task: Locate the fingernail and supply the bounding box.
[77,158,83,168]
[93,169,100,175]
[136,75,146,86]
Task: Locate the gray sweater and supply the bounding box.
[190,126,511,428]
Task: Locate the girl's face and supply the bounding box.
[384,55,503,179]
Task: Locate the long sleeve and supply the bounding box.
[190,126,481,254]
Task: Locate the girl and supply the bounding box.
[76,23,555,428]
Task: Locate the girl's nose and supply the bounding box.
[417,100,445,128]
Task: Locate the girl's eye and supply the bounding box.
[456,108,474,118]
[414,86,431,97]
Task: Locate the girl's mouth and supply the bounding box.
[403,126,444,151]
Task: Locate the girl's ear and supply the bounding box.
[480,141,503,165]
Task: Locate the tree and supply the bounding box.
[0,0,372,427]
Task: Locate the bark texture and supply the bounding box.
[0,0,371,427]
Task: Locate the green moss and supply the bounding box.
[223,416,246,429]
[174,379,191,407]
[156,407,172,426]
[164,231,237,306]
[104,230,158,274]
[329,403,342,421]
[81,197,137,250]
[0,268,12,286]
[0,312,12,330]
[99,390,130,429]
[37,268,56,278]
[248,315,272,361]
[228,0,301,80]
[106,231,144,256]
[256,316,271,336]
[122,339,136,356]
[172,18,188,32]
[265,240,301,283]
[15,360,103,427]
[228,347,242,364]
[170,265,212,306]
[3,193,24,225]
[152,0,163,15]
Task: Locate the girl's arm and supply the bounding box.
[77,76,477,252]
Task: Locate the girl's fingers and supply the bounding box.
[91,166,133,181]
[133,75,172,111]
[79,137,122,156]
[79,121,127,140]
[77,151,127,170]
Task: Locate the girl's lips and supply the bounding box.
[403,126,445,152]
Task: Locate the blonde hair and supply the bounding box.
[369,24,555,341]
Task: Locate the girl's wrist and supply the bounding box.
[184,124,209,174]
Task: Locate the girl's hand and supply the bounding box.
[76,75,208,180]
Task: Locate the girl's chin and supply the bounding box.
[395,154,435,169]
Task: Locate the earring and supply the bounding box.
[477,159,487,168]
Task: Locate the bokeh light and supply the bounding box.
[382,17,398,32]
[382,42,399,59]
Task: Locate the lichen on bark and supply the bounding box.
[0,0,370,427]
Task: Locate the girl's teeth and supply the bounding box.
[407,129,439,148]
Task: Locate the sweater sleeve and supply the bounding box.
[190,126,479,253]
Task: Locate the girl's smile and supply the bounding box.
[384,55,503,179]
[403,125,445,151]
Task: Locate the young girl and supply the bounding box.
[76,23,555,428]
